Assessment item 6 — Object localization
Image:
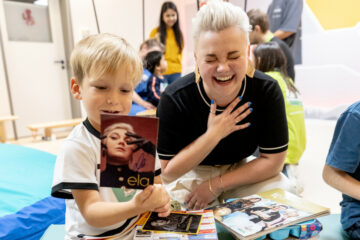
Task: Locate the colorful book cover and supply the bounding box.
[100,114,158,190]
[141,212,203,235]
[134,210,218,240]
[208,188,330,240]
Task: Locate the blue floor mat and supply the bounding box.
[0,143,66,239]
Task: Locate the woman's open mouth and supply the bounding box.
[214,75,234,84]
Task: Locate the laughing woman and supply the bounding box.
[156,0,294,210]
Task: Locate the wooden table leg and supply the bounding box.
[44,127,53,140]
[0,121,6,143]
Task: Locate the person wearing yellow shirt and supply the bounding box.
[150,1,183,85]
[253,41,306,195]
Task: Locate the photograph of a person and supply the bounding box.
[100,114,158,189]
[142,212,202,234]
[210,194,311,237]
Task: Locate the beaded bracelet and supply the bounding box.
[208,179,217,197]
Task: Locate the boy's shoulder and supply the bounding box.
[338,101,360,123]
[60,122,99,154]
[346,101,360,115]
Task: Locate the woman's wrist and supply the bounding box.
[204,128,222,146]
[209,176,225,196]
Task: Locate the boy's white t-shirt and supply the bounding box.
[51,120,160,240]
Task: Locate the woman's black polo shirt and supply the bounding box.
[156,70,288,166]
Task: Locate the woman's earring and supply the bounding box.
[195,67,201,83]
[246,59,255,78]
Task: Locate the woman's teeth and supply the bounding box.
[216,76,233,81]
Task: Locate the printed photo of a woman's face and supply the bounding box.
[105,126,136,165]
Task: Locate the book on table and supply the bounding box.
[99,113,158,190]
[208,188,330,240]
[134,210,218,240]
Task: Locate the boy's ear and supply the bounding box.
[70,78,82,100]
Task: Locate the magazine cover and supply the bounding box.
[134,210,218,240]
[209,188,330,240]
[100,114,158,190]
[141,212,203,235]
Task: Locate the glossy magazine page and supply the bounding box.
[100,114,158,190]
[208,188,329,239]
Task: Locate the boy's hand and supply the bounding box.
[133,185,170,215]
[153,201,171,217]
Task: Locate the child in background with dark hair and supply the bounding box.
[131,39,165,115]
[150,1,183,84]
[143,51,168,107]
[253,41,306,195]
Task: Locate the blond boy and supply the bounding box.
[51,34,170,240]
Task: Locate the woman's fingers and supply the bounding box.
[234,104,253,123]
[224,96,242,115]
[235,122,251,131]
[232,101,251,117]
[209,99,216,117]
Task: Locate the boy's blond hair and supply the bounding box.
[71,33,143,88]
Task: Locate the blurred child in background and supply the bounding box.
[253,41,306,195]
[143,51,168,107]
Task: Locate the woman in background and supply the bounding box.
[150,1,183,84]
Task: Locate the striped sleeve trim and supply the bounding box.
[259,143,288,154]
[154,169,161,176]
[79,216,139,239]
[158,152,175,160]
[51,182,99,199]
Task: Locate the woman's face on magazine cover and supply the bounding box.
[151,219,170,227]
[106,128,136,164]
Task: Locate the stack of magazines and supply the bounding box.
[208,188,330,240]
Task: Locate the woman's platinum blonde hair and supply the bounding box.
[192,0,252,49]
[103,122,135,139]
[71,33,143,88]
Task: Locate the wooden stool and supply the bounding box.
[136,108,156,117]
[0,115,18,142]
[27,118,83,140]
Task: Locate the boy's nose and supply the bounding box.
[106,96,119,105]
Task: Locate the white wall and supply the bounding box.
[297,3,360,109]
[0,40,14,139]
[94,0,143,51]
[68,0,98,44]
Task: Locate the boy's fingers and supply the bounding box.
[154,202,170,213]
[140,185,153,199]
[157,206,171,217]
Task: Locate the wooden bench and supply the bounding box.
[136,108,156,117]
[0,115,18,142]
[27,118,83,140]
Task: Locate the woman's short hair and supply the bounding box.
[71,33,143,88]
[103,122,135,139]
[192,0,251,49]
